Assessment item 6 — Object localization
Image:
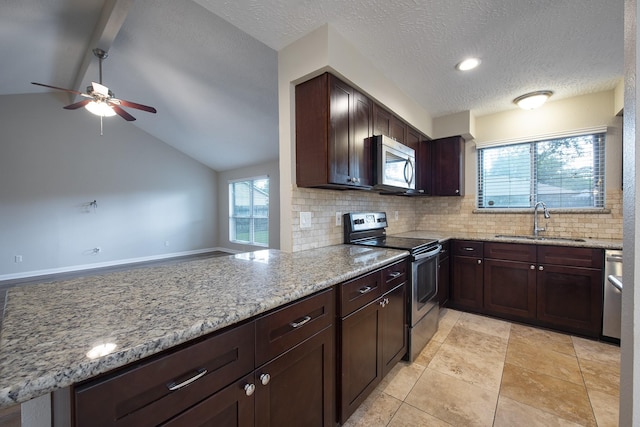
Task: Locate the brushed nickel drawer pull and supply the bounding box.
[388,272,401,279]
[463,247,475,251]
[167,368,207,391]
[289,315,312,328]
[358,286,373,294]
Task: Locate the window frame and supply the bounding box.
[229,176,269,247]
[476,131,606,210]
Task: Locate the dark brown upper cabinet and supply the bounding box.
[295,73,373,189]
[431,135,465,196]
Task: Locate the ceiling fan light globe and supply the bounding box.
[85,100,116,117]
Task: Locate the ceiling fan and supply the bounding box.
[31,48,157,123]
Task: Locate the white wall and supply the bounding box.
[0,93,219,280]
[217,160,280,251]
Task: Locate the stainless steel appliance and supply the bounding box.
[603,249,622,341]
[371,135,416,192]
[344,212,441,361]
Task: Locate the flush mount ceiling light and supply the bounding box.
[455,57,481,71]
[513,90,554,110]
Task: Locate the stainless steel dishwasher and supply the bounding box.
[602,249,623,340]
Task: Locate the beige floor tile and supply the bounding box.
[456,311,511,339]
[387,403,453,427]
[413,336,442,367]
[506,338,583,385]
[405,368,498,427]
[580,357,620,398]
[429,326,507,391]
[501,363,597,426]
[380,361,426,401]
[494,396,583,427]
[430,308,461,343]
[342,390,402,427]
[572,337,620,366]
[509,323,575,355]
[588,389,620,427]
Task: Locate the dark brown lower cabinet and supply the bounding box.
[255,327,334,427]
[451,255,483,311]
[437,243,450,307]
[162,374,255,427]
[339,282,406,424]
[537,264,603,337]
[484,259,537,321]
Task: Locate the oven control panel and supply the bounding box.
[345,212,388,233]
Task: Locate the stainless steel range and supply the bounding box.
[344,212,441,361]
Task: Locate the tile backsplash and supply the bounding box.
[290,188,623,252]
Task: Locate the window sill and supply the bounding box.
[473,208,611,215]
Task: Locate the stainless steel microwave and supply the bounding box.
[372,135,416,191]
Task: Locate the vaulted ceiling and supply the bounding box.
[1,0,623,171]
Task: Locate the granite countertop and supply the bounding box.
[0,245,408,408]
[392,231,623,250]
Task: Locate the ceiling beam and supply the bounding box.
[68,0,135,100]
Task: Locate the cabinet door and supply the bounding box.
[390,116,407,144]
[431,136,464,196]
[255,326,335,427]
[381,283,407,376]
[484,259,536,321]
[340,301,382,423]
[438,253,450,307]
[373,104,392,137]
[537,264,603,337]
[352,90,373,187]
[161,375,254,427]
[328,75,353,186]
[451,255,483,311]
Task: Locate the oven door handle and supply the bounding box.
[413,244,442,261]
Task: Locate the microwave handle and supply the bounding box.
[404,158,415,185]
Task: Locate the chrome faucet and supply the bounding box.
[533,201,551,236]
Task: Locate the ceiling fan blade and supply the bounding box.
[31,82,84,96]
[109,104,136,121]
[63,99,92,110]
[113,98,157,114]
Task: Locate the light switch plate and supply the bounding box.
[300,211,312,229]
[336,212,342,226]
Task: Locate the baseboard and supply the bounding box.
[0,247,237,285]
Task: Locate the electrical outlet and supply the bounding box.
[14,255,23,263]
[336,212,342,226]
[93,247,101,254]
[394,211,399,220]
[300,212,312,229]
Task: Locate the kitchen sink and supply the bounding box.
[494,234,586,243]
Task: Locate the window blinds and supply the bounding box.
[477,132,606,209]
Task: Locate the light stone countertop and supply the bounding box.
[0,245,408,408]
[392,231,623,250]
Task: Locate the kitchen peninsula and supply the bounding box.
[0,245,407,415]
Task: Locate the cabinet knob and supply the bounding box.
[244,383,256,396]
[455,189,460,194]
[477,259,482,264]
[539,266,544,271]
[380,300,386,307]
[530,265,535,270]
[260,373,271,385]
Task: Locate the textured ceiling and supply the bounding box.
[1,0,624,171]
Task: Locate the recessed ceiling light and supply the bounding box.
[513,90,554,110]
[455,58,481,71]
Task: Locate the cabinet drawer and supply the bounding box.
[452,240,484,257]
[484,242,536,262]
[339,269,383,317]
[256,288,334,366]
[537,245,603,269]
[75,321,255,427]
[382,259,408,293]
